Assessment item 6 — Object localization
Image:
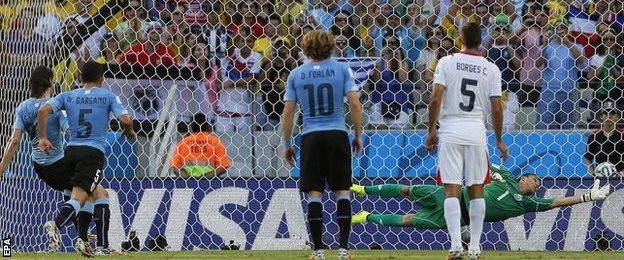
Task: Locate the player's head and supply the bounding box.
[459,22,482,49]
[81,60,105,86]
[301,29,335,61]
[518,173,540,195]
[190,113,212,133]
[29,65,54,98]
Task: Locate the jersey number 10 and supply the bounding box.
[459,78,477,112]
[304,83,334,117]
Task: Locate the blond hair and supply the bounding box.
[301,30,335,61]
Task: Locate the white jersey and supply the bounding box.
[433,52,502,145]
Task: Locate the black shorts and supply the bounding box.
[34,157,72,191]
[65,146,105,194]
[299,130,352,192]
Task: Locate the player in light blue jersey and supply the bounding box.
[281,30,363,260]
[38,61,135,256]
[0,66,75,251]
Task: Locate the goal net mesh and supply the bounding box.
[0,0,623,252]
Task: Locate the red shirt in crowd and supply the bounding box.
[121,42,177,67]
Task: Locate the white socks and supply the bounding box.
[444,197,462,251]
[469,198,485,252]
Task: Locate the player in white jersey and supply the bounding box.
[425,22,508,260]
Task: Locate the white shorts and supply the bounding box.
[438,142,489,186]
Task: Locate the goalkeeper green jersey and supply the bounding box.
[461,166,554,222]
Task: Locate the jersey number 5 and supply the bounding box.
[459,78,477,112]
[304,83,334,117]
[77,109,93,138]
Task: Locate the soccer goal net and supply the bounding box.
[0,0,623,253]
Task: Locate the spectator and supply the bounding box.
[422,36,456,84]
[202,5,230,64]
[403,5,429,69]
[177,0,208,32]
[33,2,62,41]
[535,18,585,129]
[605,1,623,33]
[253,14,282,59]
[229,4,264,38]
[255,0,275,24]
[584,103,624,176]
[410,0,440,28]
[333,34,355,57]
[120,22,177,67]
[371,10,407,56]
[514,4,547,107]
[171,114,230,178]
[216,32,262,132]
[487,20,521,92]
[188,42,221,115]
[368,36,412,129]
[96,34,122,64]
[114,4,149,51]
[276,0,307,26]
[475,3,492,47]
[441,0,477,41]
[260,38,295,130]
[330,11,360,56]
[167,5,190,36]
[355,0,381,56]
[413,31,439,84]
[566,2,601,58]
[66,0,108,60]
[147,0,174,22]
[587,30,623,122]
[310,0,342,30]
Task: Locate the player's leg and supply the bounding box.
[464,145,489,258]
[35,160,74,251]
[70,146,105,256]
[298,133,325,258]
[354,209,446,229]
[438,142,464,257]
[92,185,118,255]
[350,183,411,198]
[327,131,353,258]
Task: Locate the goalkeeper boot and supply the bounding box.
[75,238,94,258]
[447,249,463,260]
[43,221,61,252]
[309,249,325,260]
[468,248,481,260]
[349,185,366,197]
[338,248,352,260]
[351,211,370,225]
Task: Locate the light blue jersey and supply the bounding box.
[13,98,68,165]
[284,59,357,135]
[47,87,128,153]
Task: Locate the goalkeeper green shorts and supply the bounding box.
[408,185,448,229]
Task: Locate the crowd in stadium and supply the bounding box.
[1,0,623,132]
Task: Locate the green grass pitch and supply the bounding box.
[10,250,623,259]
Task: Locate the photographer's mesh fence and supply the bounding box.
[1,0,623,252]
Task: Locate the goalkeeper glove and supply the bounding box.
[581,179,610,202]
[491,172,505,182]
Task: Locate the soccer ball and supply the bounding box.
[594,162,617,178]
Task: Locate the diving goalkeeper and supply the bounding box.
[351,165,611,229]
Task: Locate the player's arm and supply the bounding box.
[0,129,22,178]
[281,71,298,167]
[37,103,56,152]
[344,66,363,153]
[110,93,135,139]
[426,58,446,151]
[549,180,610,209]
[489,67,508,160]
